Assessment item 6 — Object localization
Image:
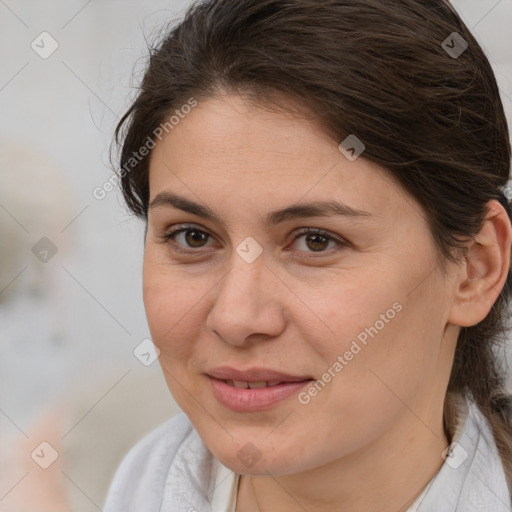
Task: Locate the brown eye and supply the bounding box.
[184,229,209,247]
[160,225,214,253]
[304,233,330,252]
[289,228,347,258]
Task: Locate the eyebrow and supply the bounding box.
[148,191,372,227]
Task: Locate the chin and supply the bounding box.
[207,438,305,476]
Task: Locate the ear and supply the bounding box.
[448,199,512,327]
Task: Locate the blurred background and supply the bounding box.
[0,1,511,510]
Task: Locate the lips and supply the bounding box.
[206,366,314,412]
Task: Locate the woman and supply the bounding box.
[104,0,512,510]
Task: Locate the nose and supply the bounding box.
[206,251,286,346]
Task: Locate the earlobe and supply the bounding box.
[448,199,512,328]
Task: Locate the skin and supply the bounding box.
[143,93,512,512]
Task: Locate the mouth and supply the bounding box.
[206,367,314,412]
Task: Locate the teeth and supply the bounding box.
[224,380,285,388]
[247,381,267,389]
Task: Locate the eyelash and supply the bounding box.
[158,224,348,258]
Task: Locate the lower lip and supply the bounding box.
[208,377,313,412]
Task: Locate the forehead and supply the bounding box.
[148,94,412,223]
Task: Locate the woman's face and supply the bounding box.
[144,93,459,475]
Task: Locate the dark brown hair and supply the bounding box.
[112,0,512,493]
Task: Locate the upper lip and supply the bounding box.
[207,366,313,383]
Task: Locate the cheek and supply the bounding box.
[291,267,434,408]
[322,291,443,420]
[142,257,203,360]
[291,271,403,358]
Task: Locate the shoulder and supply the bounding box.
[103,411,197,512]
